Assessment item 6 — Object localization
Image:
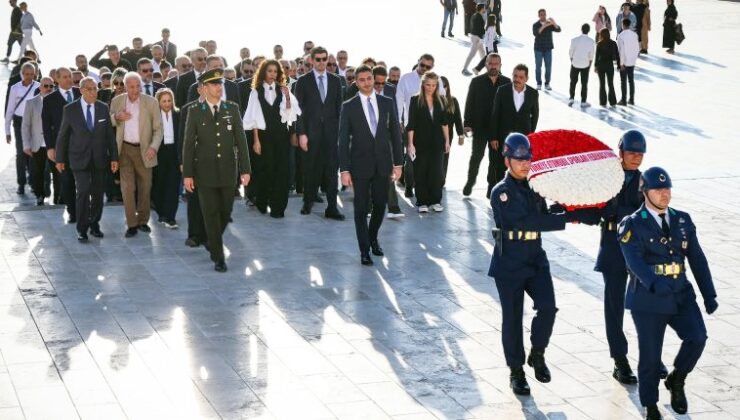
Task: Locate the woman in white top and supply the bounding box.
[242,59,300,218]
[152,88,180,228]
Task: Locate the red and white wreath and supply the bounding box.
[527,130,623,209]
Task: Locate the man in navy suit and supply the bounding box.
[55,77,119,242]
[338,65,403,266]
[294,46,345,220]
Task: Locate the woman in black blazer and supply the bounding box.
[152,88,181,228]
[594,28,620,107]
[440,76,463,186]
[406,72,450,213]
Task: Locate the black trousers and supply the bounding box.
[198,184,235,263]
[12,116,31,188]
[466,134,503,192]
[186,190,207,243]
[597,66,617,106]
[413,151,444,206]
[302,140,338,211]
[72,167,106,234]
[256,132,290,215]
[5,32,21,58]
[352,173,389,253]
[61,166,77,218]
[49,158,62,204]
[29,147,49,198]
[569,65,590,102]
[620,66,635,102]
[152,144,181,221]
[244,130,259,200]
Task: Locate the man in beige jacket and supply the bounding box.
[110,72,163,237]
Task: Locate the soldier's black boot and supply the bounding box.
[509,367,530,396]
[645,404,662,420]
[664,370,688,414]
[526,348,551,383]
[613,357,638,384]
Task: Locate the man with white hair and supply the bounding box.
[110,71,162,237]
[5,61,39,195]
[21,75,54,205]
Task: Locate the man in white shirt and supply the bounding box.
[569,23,596,106]
[5,61,39,194]
[21,76,53,204]
[150,44,165,73]
[617,18,640,105]
[336,50,348,77]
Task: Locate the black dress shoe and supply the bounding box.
[360,252,373,266]
[125,227,138,238]
[664,370,688,415]
[448,32,453,37]
[77,232,89,242]
[617,100,627,106]
[404,188,414,198]
[16,185,24,195]
[256,204,267,214]
[462,182,473,197]
[138,224,151,233]
[270,212,284,218]
[185,237,200,247]
[67,216,76,224]
[658,362,668,379]
[89,228,104,238]
[214,261,227,272]
[370,241,384,256]
[325,210,345,221]
[526,349,551,383]
[314,195,324,203]
[36,197,44,206]
[300,203,312,215]
[509,367,531,396]
[645,404,662,420]
[613,357,638,384]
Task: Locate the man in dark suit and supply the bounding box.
[489,63,539,193]
[175,47,206,107]
[137,58,165,96]
[55,77,118,241]
[294,46,344,220]
[338,65,403,266]
[463,53,511,197]
[43,68,81,220]
[186,55,240,106]
[153,28,177,65]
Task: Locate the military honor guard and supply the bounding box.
[618,167,718,420]
[488,133,592,396]
[182,68,251,272]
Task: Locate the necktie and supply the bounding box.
[65,91,73,103]
[659,213,670,237]
[367,97,377,137]
[145,84,152,96]
[86,104,93,131]
[213,104,219,120]
[318,75,326,102]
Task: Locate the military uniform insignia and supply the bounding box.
[682,241,688,249]
[499,192,508,202]
[621,230,632,243]
[679,217,685,224]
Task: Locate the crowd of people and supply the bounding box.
[2,2,707,419]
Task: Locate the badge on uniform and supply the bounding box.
[620,230,632,243]
[681,241,688,250]
[679,217,685,224]
[499,192,508,202]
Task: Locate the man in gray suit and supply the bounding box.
[22,76,54,205]
[56,77,119,242]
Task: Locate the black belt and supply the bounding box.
[503,231,541,241]
[123,141,140,147]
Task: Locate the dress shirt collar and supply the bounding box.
[360,90,377,102]
[646,206,670,227]
[206,99,221,113]
[313,69,327,79]
[263,81,276,91]
[58,87,72,97]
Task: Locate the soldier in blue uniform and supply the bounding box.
[488,133,594,396]
[594,129,665,384]
[618,167,718,420]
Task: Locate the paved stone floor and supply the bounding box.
[1,0,740,419]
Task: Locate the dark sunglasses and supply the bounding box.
[41,84,54,88]
[418,63,431,70]
[374,82,385,86]
[313,57,327,62]
[327,62,337,67]
[140,68,153,73]
[113,81,124,86]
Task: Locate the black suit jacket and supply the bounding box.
[407,95,448,153]
[154,40,177,65]
[178,100,199,165]
[56,100,118,171]
[43,88,82,150]
[175,70,197,107]
[463,74,511,133]
[294,71,343,149]
[237,78,253,116]
[344,83,399,115]
[338,94,403,179]
[186,79,240,107]
[164,76,178,92]
[490,84,539,141]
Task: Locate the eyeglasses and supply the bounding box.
[313,57,327,62]
[42,84,54,88]
[418,63,431,70]
[327,62,336,67]
[181,64,192,70]
[374,82,385,86]
[140,68,153,73]
[346,76,355,82]
[113,81,124,86]
[242,70,254,75]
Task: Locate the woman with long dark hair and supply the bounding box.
[439,76,463,186]
[242,59,300,218]
[594,28,620,107]
[662,0,678,54]
[406,72,450,213]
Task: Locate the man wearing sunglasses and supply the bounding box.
[21,76,54,205]
[175,47,206,107]
[137,58,164,97]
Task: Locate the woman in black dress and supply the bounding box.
[594,28,620,107]
[406,72,450,213]
[662,0,678,54]
[242,59,300,218]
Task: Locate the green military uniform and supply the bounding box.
[182,69,251,269]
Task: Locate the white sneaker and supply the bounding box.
[431,204,444,212]
[418,205,429,213]
[387,210,405,219]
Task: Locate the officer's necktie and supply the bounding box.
[65,91,73,103]
[318,75,326,103]
[367,97,377,137]
[659,213,670,237]
[86,104,93,131]
[213,104,219,120]
[145,84,152,96]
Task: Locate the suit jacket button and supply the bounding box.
[217,143,221,147]
[216,133,220,136]
[217,154,221,158]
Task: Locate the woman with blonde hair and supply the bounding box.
[152,88,181,228]
[242,59,301,218]
[406,71,450,213]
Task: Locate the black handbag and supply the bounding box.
[675,23,685,45]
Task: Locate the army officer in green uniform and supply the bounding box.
[182,68,251,272]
